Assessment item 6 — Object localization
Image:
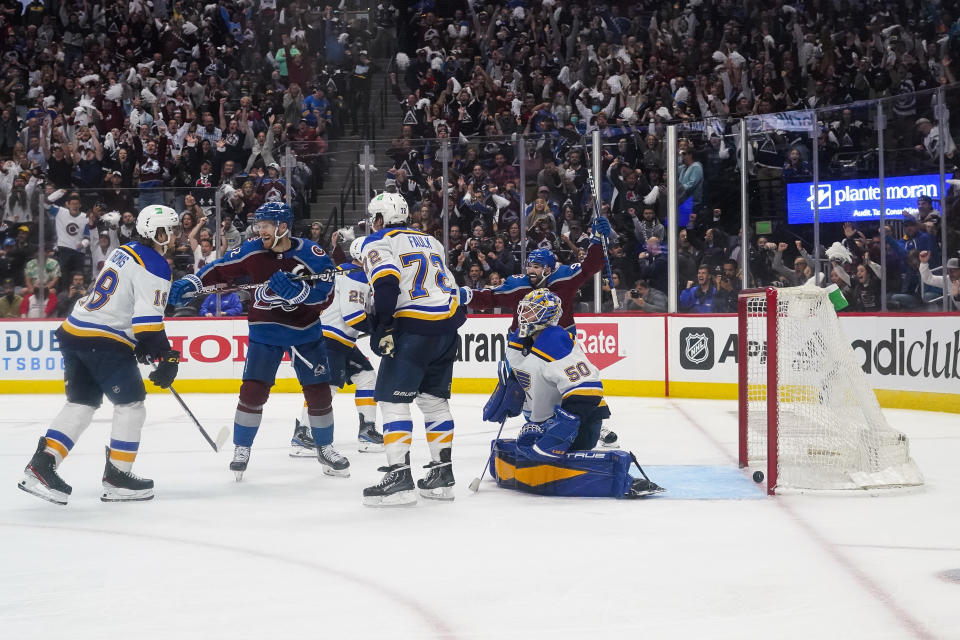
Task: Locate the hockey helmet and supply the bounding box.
[135,204,181,249]
[254,202,293,242]
[367,191,409,228]
[526,248,557,271]
[349,236,366,261]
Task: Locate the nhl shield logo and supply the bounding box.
[679,327,714,370]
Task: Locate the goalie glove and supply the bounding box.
[482,362,525,423]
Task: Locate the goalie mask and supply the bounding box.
[135,205,181,250]
[367,191,409,229]
[517,290,562,337]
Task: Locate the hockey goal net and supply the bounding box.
[738,286,923,494]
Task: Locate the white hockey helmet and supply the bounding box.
[367,191,409,228]
[349,236,366,261]
[136,204,181,248]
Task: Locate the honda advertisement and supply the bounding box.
[785,173,952,224]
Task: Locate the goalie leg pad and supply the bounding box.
[488,439,634,498]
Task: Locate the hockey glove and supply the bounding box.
[168,274,202,306]
[148,350,180,389]
[590,217,612,244]
[269,271,309,304]
[133,341,158,365]
[458,286,473,306]
[482,363,525,423]
[372,324,395,357]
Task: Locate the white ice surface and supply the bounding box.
[1,394,958,640]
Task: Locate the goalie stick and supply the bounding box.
[468,417,508,493]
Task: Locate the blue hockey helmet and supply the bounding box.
[517,289,563,337]
[526,248,557,270]
[254,201,293,228]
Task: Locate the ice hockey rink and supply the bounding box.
[1,392,958,640]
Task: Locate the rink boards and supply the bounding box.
[1,313,958,412]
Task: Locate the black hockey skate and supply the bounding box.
[625,452,664,498]
[357,418,384,453]
[230,445,251,481]
[18,437,72,505]
[101,447,154,502]
[417,448,454,500]
[290,419,317,457]
[317,444,350,477]
[362,453,416,507]
[599,427,619,448]
[626,477,665,498]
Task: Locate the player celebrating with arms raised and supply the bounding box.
[168,202,345,481]
[360,192,465,506]
[18,205,182,505]
[461,217,622,447]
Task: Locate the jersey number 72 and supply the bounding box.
[399,252,455,299]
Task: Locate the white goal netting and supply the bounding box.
[741,287,924,491]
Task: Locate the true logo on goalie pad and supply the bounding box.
[680,327,714,370]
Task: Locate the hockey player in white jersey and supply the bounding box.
[290,236,384,455]
[17,205,182,505]
[483,290,663,497]
[359,192,465,506]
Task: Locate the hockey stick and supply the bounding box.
[187,268,344,298]
[583,150,620,309]
[166,380,230,452]
[468,417,508,493]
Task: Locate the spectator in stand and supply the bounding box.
[626,279,667,313]
[0,277,22,318]
[851,262,883,312]
[55,272,87,318]
[20,283,57,318]
[679,265,718,313]
[919,251,960,310]
[200,291,243,317]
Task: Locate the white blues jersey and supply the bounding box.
[321,264,370,348]
[505,326,607,423]
[60,242,171,351]
[361,227,463,335]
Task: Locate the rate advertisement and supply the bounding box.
[668,315,960,395]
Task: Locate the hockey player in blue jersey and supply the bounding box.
[359,192,465,506]
[18,205,182,505]
[167,202,345,481]
[483,290,663,498]
[290,236,384,456]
